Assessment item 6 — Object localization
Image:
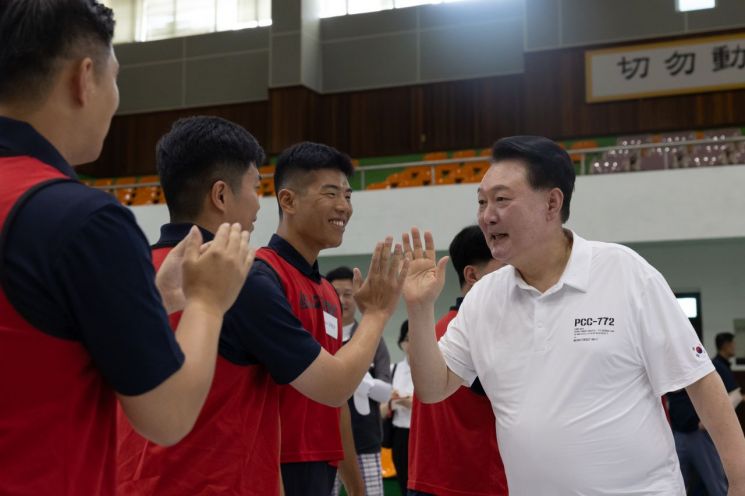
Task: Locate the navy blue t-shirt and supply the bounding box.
[0,116,184,396]
[155,225,322,384]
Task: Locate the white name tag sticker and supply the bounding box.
[323,311,339,340]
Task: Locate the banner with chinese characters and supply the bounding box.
[586,32,745,103]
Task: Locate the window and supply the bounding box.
[676,292,703,339]
[321,0,468,19]
[675,0,716,12]
[102,0,271,44]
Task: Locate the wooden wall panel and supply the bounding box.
[84,37,745,177]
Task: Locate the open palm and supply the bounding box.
[401,228,449,306]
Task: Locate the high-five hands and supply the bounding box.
[401,227,449,308]
[352,236,409,318]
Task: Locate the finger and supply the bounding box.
[199,240,213,254]
[238,230,250,270]
[367,241,383,276]
[380,236,393,275]
[225,223,243,253]
[169,229,190,257]
[352,267,363,293]
[243,246,256,274]
[402,231,413,258]
[184,225,202,264]
[424,230,436,261]
[397,250,410,286]
[411,227,424,259]
[388,243,403,280]
[212,223,231,250]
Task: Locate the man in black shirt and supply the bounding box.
[667,332,742,496]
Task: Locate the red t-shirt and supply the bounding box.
[408,305,509,496]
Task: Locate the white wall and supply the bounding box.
[131,165,745,361]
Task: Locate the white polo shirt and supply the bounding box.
[439,231,714,496]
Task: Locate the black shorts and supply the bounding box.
[281,461,337,496]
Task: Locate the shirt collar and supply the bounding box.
[452,296,464,311]
[510,230,592,295]
[268,234,322,283]
[154,223,215,248]
[0,116,77,179]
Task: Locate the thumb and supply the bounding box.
[436,256,450,281]
[352,267,363,292]
[184,225,203,264]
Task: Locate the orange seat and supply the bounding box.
[461,162,488,181]
[260,177,275,197]
[381,448,396,479]
[366,182,388,190]
[137,175,159,184]
[402,166,432,184]
[259,165,275,178]
[569,140,599,162]
[422,151,447,162]
[434,164,459,182]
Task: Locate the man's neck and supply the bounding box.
[516,229,573,293]
[0,104,73,164]
[276,224,320,265]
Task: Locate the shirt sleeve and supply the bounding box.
[636,271,714,396]
[438,296,478,387]
[221,261,322,385]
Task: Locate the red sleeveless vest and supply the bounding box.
[256,247,345,464]
[117,245,282,496]
[0,156,117,495]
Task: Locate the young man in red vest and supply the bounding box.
[0,3,253,495]
[118,128,407,495]
[408,225,508,496]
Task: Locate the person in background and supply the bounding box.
[667,332,743,496]
[383,320,414,495]
[328,266,393,496]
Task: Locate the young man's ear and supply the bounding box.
[463,265,478,287]
[71,57,96,106]
[277,188,297,216]
[210,181,229,212]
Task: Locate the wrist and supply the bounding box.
[360,309,391,326]
[183,297,225,322]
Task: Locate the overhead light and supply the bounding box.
[676,0,716,12]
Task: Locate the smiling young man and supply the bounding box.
[402,136,745,495]
[0,3,252,495]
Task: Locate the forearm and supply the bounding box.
[338,404,363,495]
[330,311,390,398]
[407,302,458,403]
[119,300,223,445]
[291,311,390,406]
[687,371,745,487]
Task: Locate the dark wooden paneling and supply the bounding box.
[79,101,270,177]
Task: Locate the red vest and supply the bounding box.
[408,308,509,496]
[0,156,117,495]
[256,247,345,464]
[117,245,282,496]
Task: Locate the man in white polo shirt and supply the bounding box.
[401,136,745,495]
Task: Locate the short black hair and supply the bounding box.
[491,136,575,223]
[0,0,115,102]
[274,141,354,195]
[326,266,354,283]
[449,225,494,289]
[716,332,735,351]
[398,320,409,348]
[157,116,265,222]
